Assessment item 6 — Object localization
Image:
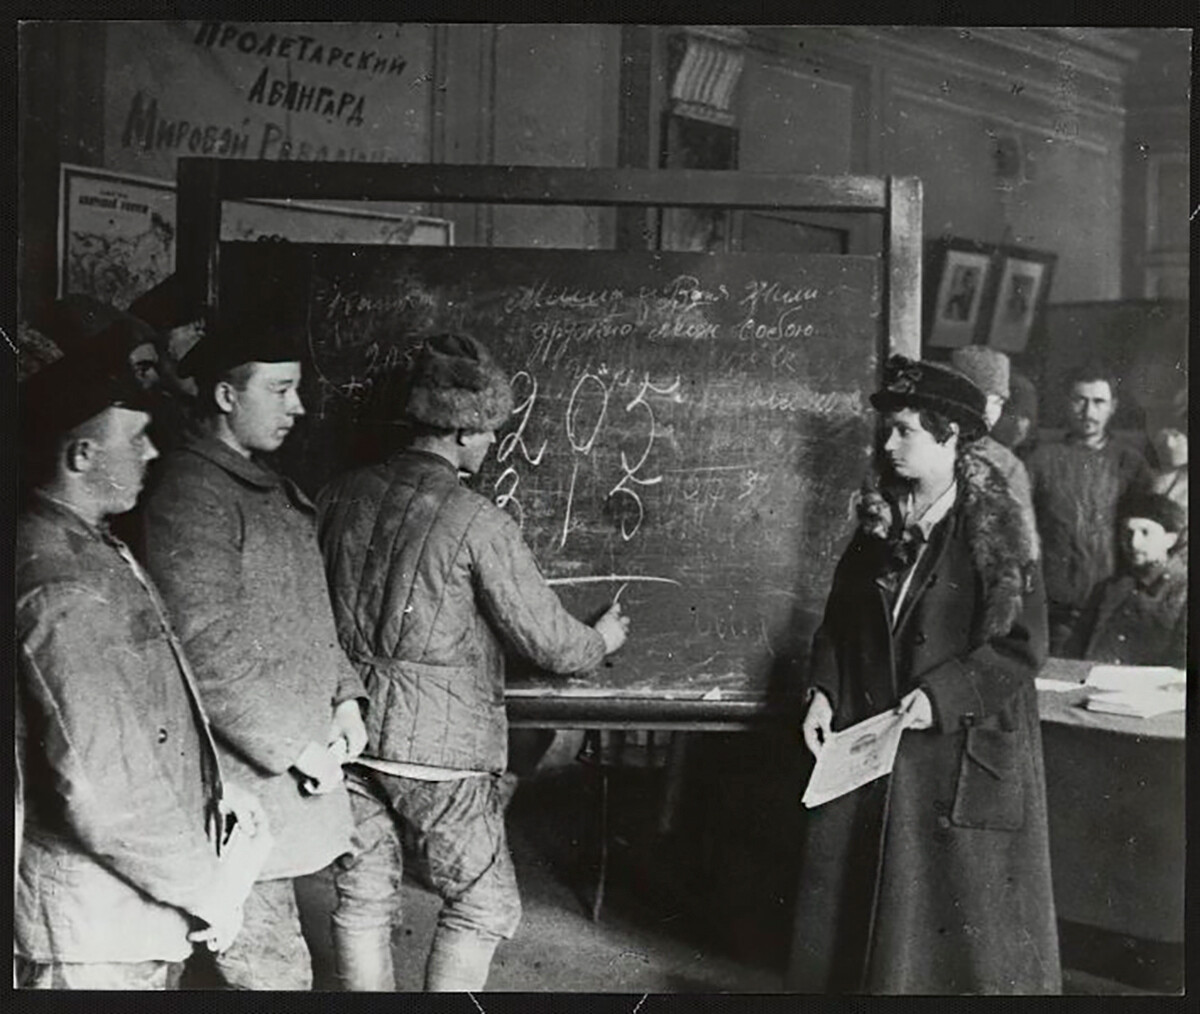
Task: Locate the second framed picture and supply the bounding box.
[986,248,1057,353]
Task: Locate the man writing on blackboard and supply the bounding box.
[316,333,631,991]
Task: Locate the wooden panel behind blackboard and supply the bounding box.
[219,244,880,700]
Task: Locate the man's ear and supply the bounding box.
[214,380,238,413]
[64,437,96,475]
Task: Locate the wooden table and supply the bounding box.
[1035,657,1185,989]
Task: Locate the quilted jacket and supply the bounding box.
[316,449,606,773]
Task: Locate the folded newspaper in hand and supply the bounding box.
[802,708,906,809]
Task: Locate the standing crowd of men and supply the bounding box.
[13,285,1185,991]
[15,291,628,990]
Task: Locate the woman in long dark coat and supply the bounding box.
[787,356,1060,995]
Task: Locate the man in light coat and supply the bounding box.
[16,330,266,989]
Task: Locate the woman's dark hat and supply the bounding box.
[178,320,305,379]
[870,355,987,431]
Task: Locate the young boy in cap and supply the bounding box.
[139,319,368,990]
[949,346,1038,558]
[15,332,267,989]
[316,333,632,991]
[1063,490,1187,667]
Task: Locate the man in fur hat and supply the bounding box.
[1064,491,1187,667]
[316,333,632,991]
[949,346,1038,558]
[139,319,368,990]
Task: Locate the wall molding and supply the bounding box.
[829,27,1129,122]
[891,81,1114,158]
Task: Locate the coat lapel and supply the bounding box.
[891,512,955,638]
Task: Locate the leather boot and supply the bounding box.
[332,923,396,991]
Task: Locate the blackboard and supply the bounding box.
[218,243,881,702]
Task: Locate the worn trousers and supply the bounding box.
[209,877,313,990]
[15,956,174,990]
[332,766,522,990]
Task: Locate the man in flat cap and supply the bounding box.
[15,332,268,989]
[1064,491,1187,667]
[949,346,1038,558]
[316,333,631,991]
[140,320,368,990]
[127,273,206,455]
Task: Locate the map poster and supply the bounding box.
[60,163,452,309]
[60,165,177,308]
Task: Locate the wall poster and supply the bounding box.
[60,162,453,309]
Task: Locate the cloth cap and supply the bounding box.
[178,320,304,379]
[1006,370,1038,423]
[950,346,1011,399]
[400,333,514,431]
[870,355,987,432]
[20,322,154,439]
[1118,490,1186,533]
[128,273,205,333]
[36,295,158,357]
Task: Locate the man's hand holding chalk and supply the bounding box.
[594,586,631,655]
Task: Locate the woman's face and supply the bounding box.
[882,407,958,484]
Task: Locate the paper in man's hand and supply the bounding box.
[802,707,906,808]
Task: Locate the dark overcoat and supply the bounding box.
[787,447,1061,995]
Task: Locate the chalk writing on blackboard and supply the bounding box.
[221,244,882,697]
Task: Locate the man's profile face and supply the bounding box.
[1121,516,1177,571]
[224,361,305,455]
[458,428,496,476]
[1067,380,1115,441]
[84,407,159,516]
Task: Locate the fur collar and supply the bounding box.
[854,441,1036,640]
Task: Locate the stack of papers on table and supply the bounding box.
[1084,665,1186,692]
[1084,681,1186,719]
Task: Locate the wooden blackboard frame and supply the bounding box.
[175,159,923,729]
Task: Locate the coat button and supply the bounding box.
[914,631,927,645]
[937,816,951,829]
[157,727,169,744]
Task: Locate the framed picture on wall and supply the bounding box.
[925,238,996,348]
[986,247,1056,353]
